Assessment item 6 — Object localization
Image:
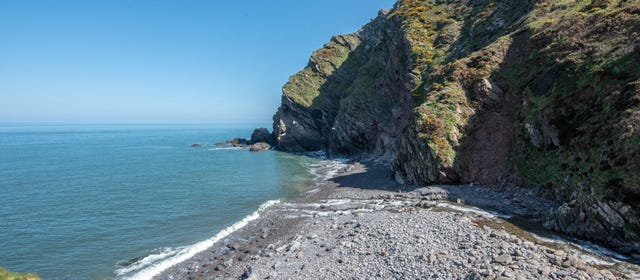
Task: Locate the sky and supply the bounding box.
[0,0,396,124]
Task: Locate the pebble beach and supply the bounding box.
[157,161,640,280]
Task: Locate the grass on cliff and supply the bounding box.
[392,0,530,175]
[283,35,358,108]
[414,83,472,167]
[0,267,40,280]
[512,0,640,204]
[392,0,640,203]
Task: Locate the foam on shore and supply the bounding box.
[116,199,280,280]
[117,153,351,280]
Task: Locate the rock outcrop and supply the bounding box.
[249,142,271,152]
[250,128,275,146]
[269,0,640,254]
[272,9,416,158]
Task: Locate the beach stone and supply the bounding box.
[228,243,241,251]
[153,185,637,279]
[555,269,570,277]
[493,254,512,264]
[288,241,301,252]
[538,266,551,276]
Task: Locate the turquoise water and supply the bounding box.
[0,124,323,279]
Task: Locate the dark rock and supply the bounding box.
[227,138,249,145]
[191,143,203,147]
[464,270,483,280]
[545,194,640,255]
[249,142,271,152]
[473,79,502,106]
[251,128,275,145]
[227,243,241,251]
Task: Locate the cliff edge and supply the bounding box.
[270,0,640,255]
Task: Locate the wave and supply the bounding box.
[115,199,280,280]
[207,147,243,151]
[117,153,348,279]
[307,157,350,182]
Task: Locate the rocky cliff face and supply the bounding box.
[271,0,640,254]
[272,10,417,160]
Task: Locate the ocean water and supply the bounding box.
[0,124,327,279]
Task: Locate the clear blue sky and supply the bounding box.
[0,0,396,123]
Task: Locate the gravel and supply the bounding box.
[156,161,640,280]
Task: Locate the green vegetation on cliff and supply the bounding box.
[390,0,640,248]
[0,267,40,280]
[282,34,360,108]
[273,0,640,250]
[390,0,640,205]
[516,1,640,206]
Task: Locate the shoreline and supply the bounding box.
[154,160,640,279]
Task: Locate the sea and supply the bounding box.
[0,123,336,279]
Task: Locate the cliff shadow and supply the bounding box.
[446,1,540,185]
[451,31,529,185]
[445,0,538,63]
[329,160,418,192]
[305,15,416,157]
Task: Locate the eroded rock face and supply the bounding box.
[545,194,640,254]
[272,99,327,152]
[272,10,415,157]
[268,0,640,252]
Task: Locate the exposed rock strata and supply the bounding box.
[268,0,640,255]
[272,9,416,158]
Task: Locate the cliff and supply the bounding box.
[271,0,640,255]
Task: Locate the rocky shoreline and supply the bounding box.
[156,160,640,280]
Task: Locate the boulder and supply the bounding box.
[250,128,275,145]
[249,142,271,152]
[227,138,249,145]
[473,79,502,106]
[191,143,203,147]
[545,194,640,255]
